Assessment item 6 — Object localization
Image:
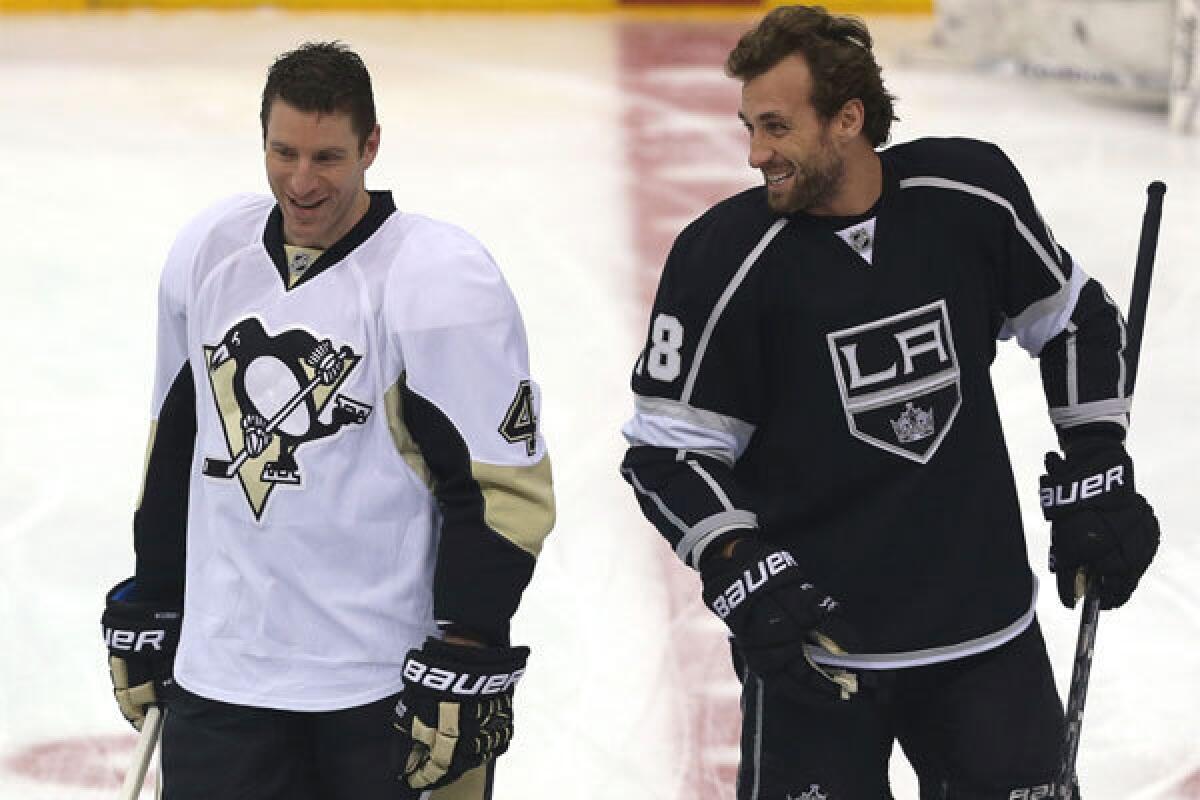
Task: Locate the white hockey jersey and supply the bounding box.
[134,191,554,711]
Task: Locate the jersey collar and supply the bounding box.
[262,190,398,291]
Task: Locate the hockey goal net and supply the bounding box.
[926,0,1199,133]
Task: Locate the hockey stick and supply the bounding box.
[1057,180,1166,799]
[118,705,163,800]
[202,346,351,479]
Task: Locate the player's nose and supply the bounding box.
[747,139,773,170]
[289,160,319,197]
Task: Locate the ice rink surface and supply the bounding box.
[0,10,1197,799]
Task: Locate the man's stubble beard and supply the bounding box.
[768,143,845,215]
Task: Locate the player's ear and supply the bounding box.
[833,98,865,142]
[361,124,381,167]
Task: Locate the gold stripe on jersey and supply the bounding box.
[136,421,158,511]
[430,763,491,800]
[472,456,555,557]
[385,380,434,490]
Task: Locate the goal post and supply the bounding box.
[1170,0,1199,132]
[925,0,1199,132]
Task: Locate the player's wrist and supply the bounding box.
[695,530,753,569]
[1057,420,1126,455]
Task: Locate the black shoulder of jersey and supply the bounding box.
[669,186,780,272]
[884,136,1024,197]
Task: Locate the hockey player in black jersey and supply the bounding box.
[100,42,555,800]
[621,7,1160,799]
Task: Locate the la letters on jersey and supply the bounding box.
[826,299,961,464]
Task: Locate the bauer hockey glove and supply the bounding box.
[100,578,181,730]
[392,637,529,791]
[700,539,860,704]
[1041,440,1160,610]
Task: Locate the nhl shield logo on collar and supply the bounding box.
[825,298,961,464]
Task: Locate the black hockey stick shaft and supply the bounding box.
[1058,180,1165,799]
[1125,182,1166,379]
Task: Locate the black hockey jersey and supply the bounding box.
[621,138,1129,668]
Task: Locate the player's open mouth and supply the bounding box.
[765,169,795,186]
[289,197,326,211]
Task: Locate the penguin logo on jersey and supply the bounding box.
[201,317,373,520]
[825,298,961,464]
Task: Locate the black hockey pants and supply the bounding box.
[734,619,1073,800]
[159,685,494,800]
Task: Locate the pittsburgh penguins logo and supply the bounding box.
[201,317,373,520]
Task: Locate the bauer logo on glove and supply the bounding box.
[103,616,175,653]
[709,549,802,619]
[1039,463,1126,510]
[401,654,525,696]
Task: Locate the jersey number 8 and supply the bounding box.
[645,313,684,382]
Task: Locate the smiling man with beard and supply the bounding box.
[621,6,1159,798]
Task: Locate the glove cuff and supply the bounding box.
[1057,421,1126,454]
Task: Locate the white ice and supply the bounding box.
[0,12,1196,799]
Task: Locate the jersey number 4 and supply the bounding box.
[500,380,538,456]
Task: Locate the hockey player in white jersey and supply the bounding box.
[100,42,554,799]
[621,7,1160,798]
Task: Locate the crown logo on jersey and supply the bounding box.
[890,401,935,443]
[788,785,828,800]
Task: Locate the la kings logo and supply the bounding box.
[826,299,961,464]
[202,317,373,520]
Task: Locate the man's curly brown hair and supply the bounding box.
[726,5,897,146]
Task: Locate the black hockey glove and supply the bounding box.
[700,539,860,704]
[101,578,181,730]
[392,637,529,791]
[1041,441,1160,610]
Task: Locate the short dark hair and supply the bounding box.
[726,5,897,147]
[260,41,377,151]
